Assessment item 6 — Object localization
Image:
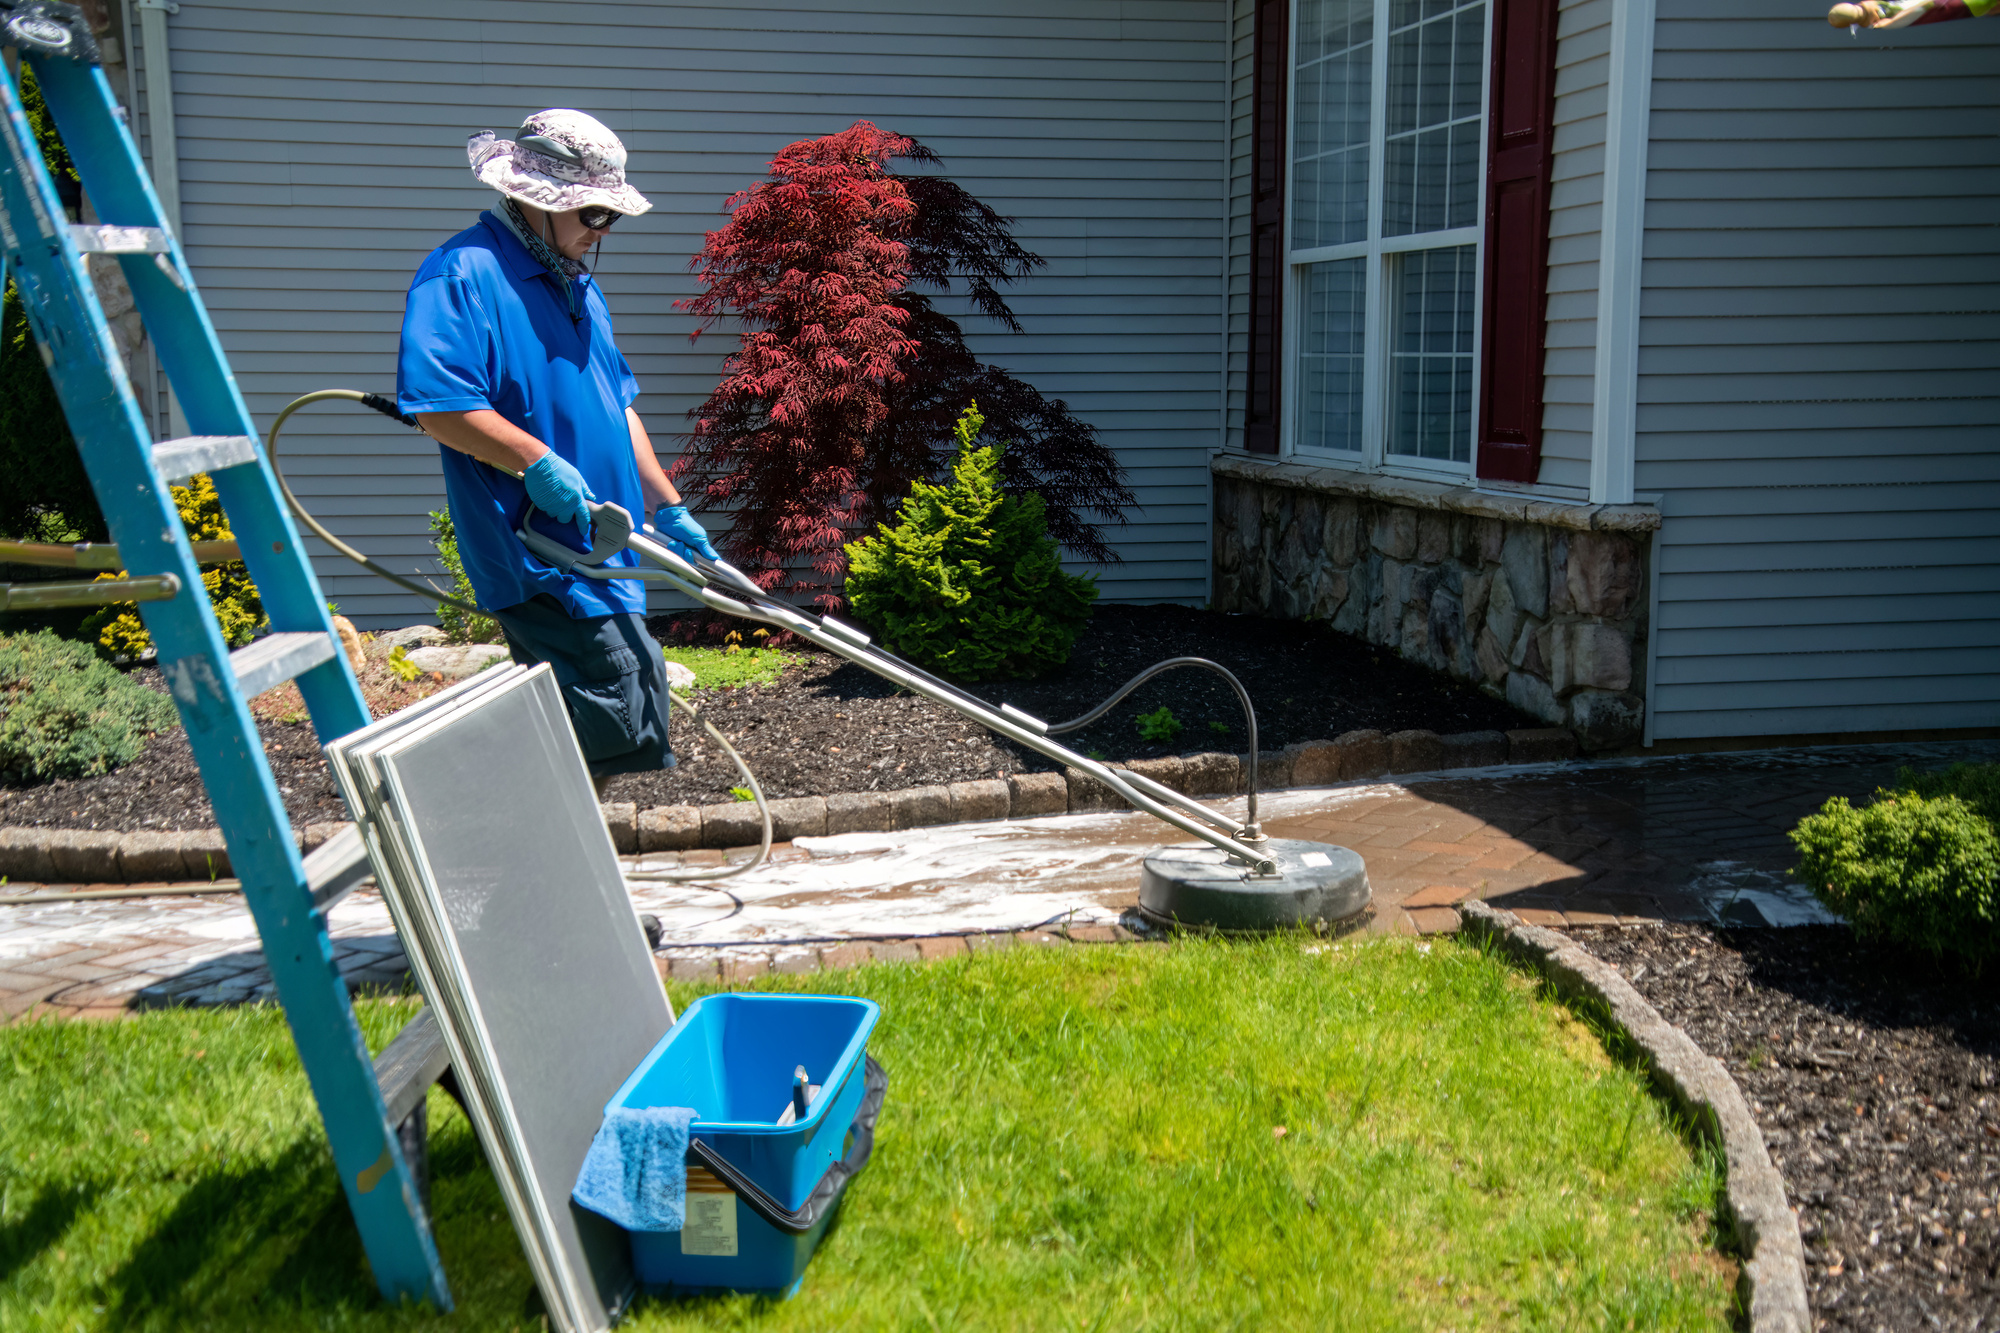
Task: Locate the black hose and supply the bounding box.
[1047,657,1262,832]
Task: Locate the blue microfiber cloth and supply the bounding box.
[572,1105,697,1231]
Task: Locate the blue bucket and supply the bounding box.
[603,993,883,1295]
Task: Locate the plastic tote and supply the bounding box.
[603,993,885,1295]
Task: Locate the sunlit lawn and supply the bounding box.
[0,935,1735,1331]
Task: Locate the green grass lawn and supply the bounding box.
[659,644,798,690]
[0,937,1735,1331]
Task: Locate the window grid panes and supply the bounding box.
[1289,0,1486,469]
[1389,245,1477,462]
[1299,259,1366,454]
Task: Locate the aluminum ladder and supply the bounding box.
[0,4,451,1309]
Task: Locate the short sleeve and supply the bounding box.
[613,344,640,409]
[397,274,495,415]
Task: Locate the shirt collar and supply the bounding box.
[478,209,584,289]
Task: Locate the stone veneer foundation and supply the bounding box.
[1212,455,1663,751]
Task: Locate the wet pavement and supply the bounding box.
[1,738,1992,1018]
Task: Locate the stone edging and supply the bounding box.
[0,725,1579,883]
[1212,452,1663,534]
[1458,901,1809,1333]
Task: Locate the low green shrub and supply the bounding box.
[0,630,180,782]
[428,508,503,644]
[845,403,1097,680]
[1789,762,2000,965]
[1136,705,1182,743]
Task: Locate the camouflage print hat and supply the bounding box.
[467,108,652,216]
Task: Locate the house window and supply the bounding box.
[1288,0,1488,470]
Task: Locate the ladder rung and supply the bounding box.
[152,434,257,483]
[68,222,170,254]
[307,823,373,913]
[231,630,336,699]
[374,1006,450,1128]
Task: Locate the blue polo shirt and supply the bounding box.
[397,211,644,618]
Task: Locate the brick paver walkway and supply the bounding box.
[2,739,1991,1020]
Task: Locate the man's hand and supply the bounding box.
[653,504,719,561]
[524,452,598,545]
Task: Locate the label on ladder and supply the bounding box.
[679,1167,739,1256]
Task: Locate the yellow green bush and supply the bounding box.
[82,475,265,657]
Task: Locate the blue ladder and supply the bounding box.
[0,5,450,1309]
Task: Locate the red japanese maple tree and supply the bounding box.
[675,121,1132,610]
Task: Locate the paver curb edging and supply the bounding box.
[0,725,1584,878]
[1458,900,1809,1333]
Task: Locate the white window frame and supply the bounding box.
[1281,0,1494,481]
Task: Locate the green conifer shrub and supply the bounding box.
[428,509,503,644]
[845,403,1096,680]
[0,631,180,782]
[1789,762,2000,965]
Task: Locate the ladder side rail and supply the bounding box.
[1,57,450,1311]
[34,56,369,747]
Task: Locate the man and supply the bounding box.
[397,109,717,790]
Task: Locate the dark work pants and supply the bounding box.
[489,593,676,778]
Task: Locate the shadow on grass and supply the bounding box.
[101,1134,372,1326]
[0,1179,109,1287]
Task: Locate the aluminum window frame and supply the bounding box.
[1281,0,1494,479]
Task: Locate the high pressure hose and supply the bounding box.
[265,390,774,885]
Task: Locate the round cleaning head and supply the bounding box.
[1138,838,1369,933]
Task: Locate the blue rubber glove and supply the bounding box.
[653,504,720,561]
[523,451,597,545]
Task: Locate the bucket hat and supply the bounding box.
[467,109,652,217]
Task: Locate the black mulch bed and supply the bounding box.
[605,602,1534,808]
[1,604,1535,831]
[0,668,350,834]
[1573,923,1999,1333]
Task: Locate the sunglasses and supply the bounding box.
[578,206,622,232]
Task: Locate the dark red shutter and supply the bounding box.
[1475,0,1559,482]
[1244,0,1288,455]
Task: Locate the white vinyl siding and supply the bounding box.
[1538,0,1608,494]
[162,0,1228,626]
[1637,0,2000,739]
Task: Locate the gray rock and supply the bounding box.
[764,795,828,841]
[1546,531,1573,615]
[1439,730,1508,769]
[0,827,56,881]
[1006,771,1069,818]
[1241,748,1291,792]
[1371,506,1417,560]
[1500,524,1548,619]
[1398,604,1430,665]
[1311,566,1349,619]
[662,659,698,690]
[1415,509,1450,564]
[378,625,446,650]
[1460,568,1493,629]
[1504,669,1561,724]
[1505,727,1578,763]
[181,829,231,879]
[1323,497,1360,567]
[1553,622,1631,696]
[947,779,1010,823]
[1388,729,1444,775]
[1484,570,1520,652]
[1477,516,1505,565]
[699,801,764,849]
[892,785,954,830]
[827,790,893,835]
[1475,626,1509,685]
[638,804,701,851]
[406,643,511,680]
[1566,530,1643,619]
[1429,591,1465,674]
[1123,755,1188,794]
[45,829,121,883]
[1180,752,1240,796]
[1286,740,1341,787]
[1331,581,1367,635]
[1568,689,1645,751]
[117,829,190,882]
[1064,766,1126,813]
[1335,729,1389,780]
[331,615,366,672]
[300,822,349,853]
[601,802,639,854]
